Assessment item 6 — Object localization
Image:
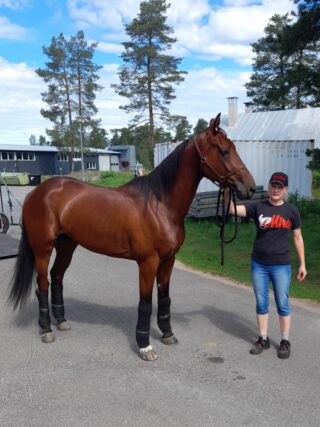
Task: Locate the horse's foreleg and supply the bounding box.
[136,256,159,361]
[157,256,178,346]
[50,236,77,331]
[35,254,55,343]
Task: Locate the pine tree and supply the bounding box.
[291,0,320,106]
[173,117,192,141]
[111,0,187,153]
[193,119,208,136]
[245,14,293,110]
[36,31,104,157]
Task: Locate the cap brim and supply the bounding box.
[270,180,286,186]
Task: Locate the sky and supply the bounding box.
[0,0,297,145]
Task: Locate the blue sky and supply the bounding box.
[0,0,296,145]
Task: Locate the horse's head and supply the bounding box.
[193,113,256,199]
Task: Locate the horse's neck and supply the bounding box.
[166,141,202,222]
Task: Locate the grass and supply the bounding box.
[91,171,135,187]
[177,217,320,302]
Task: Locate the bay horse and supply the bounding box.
[8,113,255,361]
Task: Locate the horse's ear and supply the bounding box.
[210,113,221,134]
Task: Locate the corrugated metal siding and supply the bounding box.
[154,139,313,198]
[234,140,313,198]
[228,108,320,148]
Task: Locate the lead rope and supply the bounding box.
[216,188,238,265]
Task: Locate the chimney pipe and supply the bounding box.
[244,102,253,113]
[227,97,238,127]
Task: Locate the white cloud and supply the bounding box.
[0,16,30,40]
[97,41,123,55]
[67,0,141,31]
[0,57,47,144]
[67,0,296,65]
[0,0,31,9]
[170,67,251,125]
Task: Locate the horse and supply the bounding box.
[8,113,256,361]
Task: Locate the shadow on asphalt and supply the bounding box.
[10,297,259,350]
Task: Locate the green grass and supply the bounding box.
[177,217,320,302]
[92,171,135,187]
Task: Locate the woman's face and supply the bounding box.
[268,182,287,204]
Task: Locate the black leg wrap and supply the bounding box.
[157,296,172,335]
[51,283,66,324]
[136,301,152,348]
[36,290,52,333]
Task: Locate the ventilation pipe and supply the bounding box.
[227,97,239,127]
[244,102,253,113]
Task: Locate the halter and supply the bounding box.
[192,135,241,265]
[192,136,245,185]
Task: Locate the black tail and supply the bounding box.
[8,226,35,310]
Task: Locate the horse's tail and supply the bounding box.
[8,225,35,310]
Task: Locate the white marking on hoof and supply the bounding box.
[41,332,55,343]
[57,321,71,331]
[139,345,158,361]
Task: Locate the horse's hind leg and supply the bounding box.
[50,235,77,331]
[156,256,178,346]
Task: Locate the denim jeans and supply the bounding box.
[250,260,292,316]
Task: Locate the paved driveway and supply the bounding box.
[1,184,320,426]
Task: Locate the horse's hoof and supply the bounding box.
[41,332,55,343]
[161,334,178,345]
[57,321,71,331]
[139,345,158,361]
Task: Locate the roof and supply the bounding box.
[0,144,120,155]
[0,144,58,152]
[226,107,320,148]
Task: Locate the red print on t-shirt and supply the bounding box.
[259,214,292,230]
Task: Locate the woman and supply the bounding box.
[227,172,307,359]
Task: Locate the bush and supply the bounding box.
[313,170,320,188]
[288,193,320,219]
[100,171,117,179]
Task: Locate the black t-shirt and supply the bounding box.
[245,200,301,265]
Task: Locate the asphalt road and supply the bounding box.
[1,185,320,426]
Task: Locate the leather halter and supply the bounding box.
[192,135,245,185]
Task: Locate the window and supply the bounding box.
[11,151,35,161]
[87,162,96,170]
[72,152,81,160]
[0,152,8,160]
[58,153,68,161]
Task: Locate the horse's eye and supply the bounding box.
[221,149,229,156]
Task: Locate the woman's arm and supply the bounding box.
[292,228,307,281]
[224,188,247,217]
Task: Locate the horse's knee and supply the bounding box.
[136,301,152,348]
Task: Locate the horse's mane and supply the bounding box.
[129,139,189,201]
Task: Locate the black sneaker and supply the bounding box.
[250,336,270,355]
[277,339,291,359]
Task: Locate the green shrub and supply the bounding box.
[288,193,320,219]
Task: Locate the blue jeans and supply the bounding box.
[250,260,292,316]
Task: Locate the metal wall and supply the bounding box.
[154,139,313,198]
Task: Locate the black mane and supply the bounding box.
[130,139,189,201]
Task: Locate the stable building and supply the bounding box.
[0,144,136,176]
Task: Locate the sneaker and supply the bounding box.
[277,339,291,359]
[250,336,270,355]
